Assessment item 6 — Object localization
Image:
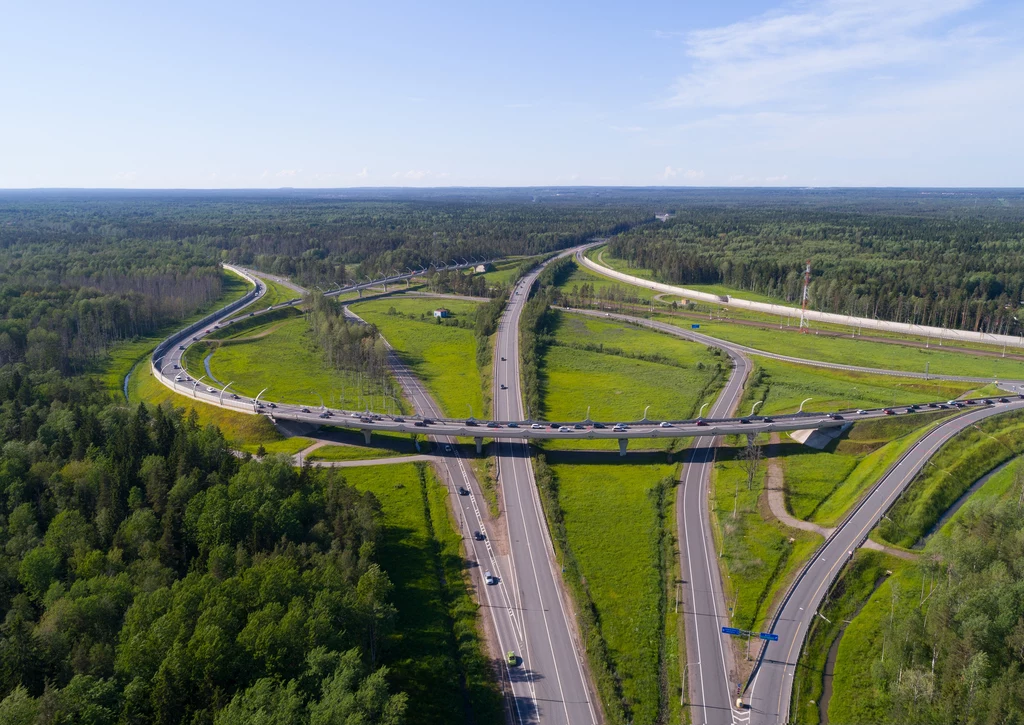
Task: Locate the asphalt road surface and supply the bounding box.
[491,255,598,724]
[746,398,1024,723]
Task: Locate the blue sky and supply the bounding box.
[1,0,1022,188]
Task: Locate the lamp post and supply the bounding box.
[643,405,651,422]
[798,398,813,414]
[219,381,235,404]
[699,402,709,419]
[254,388,269,412]
[750,401,763,417]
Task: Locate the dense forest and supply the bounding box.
[608,197,1024,333]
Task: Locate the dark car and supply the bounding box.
[178,345,186,350]
[500,384,508,390]
[999,397,1010,403]
[982,399,993,405]
[762,416,774,423]
[422,418,434,425]
[884,408,896,415]
[458,487,469,496]
[593,422,606,429]
[486,422,501,429]
[549,423,560,429]
[573,424,585,430]
[319,413,330,419]
[473,530,485,541]
[739,418,751,424]
[508,422,519,428]
[231,393,240,399]
[829,413,844,420]
[414,421,426,427]
[360,417,373,423]
[466,419,479,427]
[695,419,708,426]
[301,407,311,413]
[907,404,919,410]
[500,356,506,361]
[927,402,939,408]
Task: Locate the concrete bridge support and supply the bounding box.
[619,438,628,457]
[414,436,421,452]
[475,437,484,454]
[363,429,372,445]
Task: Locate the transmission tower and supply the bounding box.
[799,260,811,333]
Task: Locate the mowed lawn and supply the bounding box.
[205,316,378,410]
[353,296,486,419]
[550,459,678,724]
[652,313,1024,379]
[344,463,499,725]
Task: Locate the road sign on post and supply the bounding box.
[759,632,779,642]
[721,626,742,636]
[691,324,700,329]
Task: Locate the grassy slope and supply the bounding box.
[306,443,414,462]
[99,270,251,397]
[345,463,501,725]
[353,296,486,419]
[781,412,953,526]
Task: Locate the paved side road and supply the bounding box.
[747,399,1024,724]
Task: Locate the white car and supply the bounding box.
[659,421,673,428]
[531,423,543,429]
[558,426,571,432]
[856,409,867,414]
[174,375,183,382]
[206,386,216,393]
[613,424,628,432]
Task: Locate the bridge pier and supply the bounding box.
[414,436,421,452]
[618,438,628,457]
[363,429,372,445]
[475,437,483,455]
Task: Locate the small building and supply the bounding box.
[433,308,450,318]
[475,264,488,273]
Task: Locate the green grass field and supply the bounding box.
[352,296,486,419]
[98,269,251,398]
[744,358,980,416]
[200,315,399,412]
[305,441,415,462]
[711,444,823,631]
[548,458,678,724]
[476,259,525,286]
[344,463,501,725]
[651,314,1024,379]
[781,412,953,526]
[227,275,299,319]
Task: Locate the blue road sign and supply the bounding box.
[759,632,779,642]
[691,324,700,329]
[721,626,742,636]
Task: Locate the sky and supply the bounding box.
[1,0,1022,188]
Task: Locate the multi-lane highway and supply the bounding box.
[746,399,1024,723]
[489,257,598,723]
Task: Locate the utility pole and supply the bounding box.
[799,259,812,334]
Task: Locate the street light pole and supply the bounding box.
[750,401,763,417]
[699,402,709,419]
[643,404,651,422]
[192,375,208,398]
[798,397,813,414]
[219,381,234,404]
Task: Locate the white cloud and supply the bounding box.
[356,167,369,178]
[664,0,986,109]
[662,166,704,180]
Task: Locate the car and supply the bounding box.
[947,400,959,405]
[414,421,426,427]
[531,423,543,429]
[856,409,867,414]
[319,413,330,419]
[883,408,896,415]
[500,356,506,361]
[982,399,994,405]
[249,312,255,317]
[907,404,919,411]
[360,417,372,423]
[444,445,452,452]
[466,419,478,427]
[508,422,519,428]
[458,487,469,496]
[487,422,501,429]
[269,402,277,408]
[423,418,434,425]
[193,336,198,341]
[473,530,485,541]
[558,426,571,432]
[937,403,948,408]
[500,384,508,390]
[172,364,179,369]
[1019,394,1024,400]
[323,411,333,417]
[178,345,186,350]
[659,421,673,428]
[549,423,560,429]
[613,424,628,432]
[762,416,774,423]
[573,423,585,430]
[593,422,606,429]
[174,375,183,382]
[485,571,497,585]
[829,413,844,420]
[953,401,965,408]
[351,412,360,418]
[999,397,1010,403]
[507,651,517,666]
[393,417,405,422]
[301,407,311,413]
[206,386,216,393]
[739,418,751,424]
[231,393,240,399]
[213,325,220,329]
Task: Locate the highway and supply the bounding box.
[746,399,1024,724]
[489,256,598,723]
[577,248,1024,350]
[677,311,753,725]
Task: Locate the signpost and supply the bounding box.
[691,324,700,329]
[759,632,779,642]
[721,626,741,636]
